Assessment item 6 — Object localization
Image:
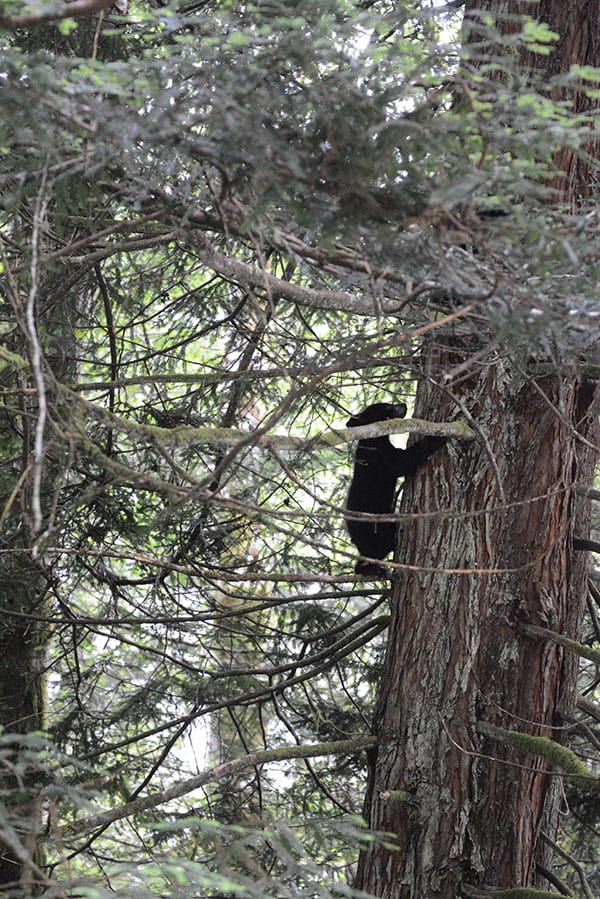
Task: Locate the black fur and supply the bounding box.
[345,402,446,577]
[574,538,600,554]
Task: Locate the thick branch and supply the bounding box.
[477,722,595,785]
[192,233,412,315]
[521,622,600,666]
[60,383,475,449]
[61,736,376,837]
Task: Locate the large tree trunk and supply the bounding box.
[356,3,600,893]
[0,265,89,892]
[0,15,123,888]
[0,574,48,892]
[355,331,597,896]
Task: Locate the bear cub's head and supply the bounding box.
[347,402,407,429]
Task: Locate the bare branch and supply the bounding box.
[61,736,376,837]
[26,173,48,536]
[61,383,475,450]
[191,232,409,316]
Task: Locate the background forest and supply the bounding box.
[0,0,599,897]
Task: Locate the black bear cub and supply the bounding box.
[345,402,446,577]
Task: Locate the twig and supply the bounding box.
[541,831,594,899]
[26,170,49,537]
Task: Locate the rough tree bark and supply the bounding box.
[355,1,600,895]
[356,335,597,896]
